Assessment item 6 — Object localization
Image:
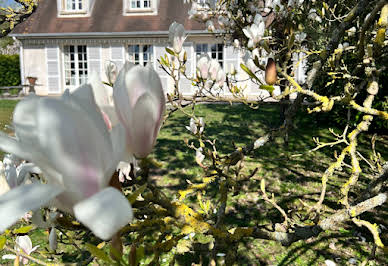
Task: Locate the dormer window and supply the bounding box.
[124,0,157,15]
[66,0,83,11]
[58,0,94,17]
[131,0,151,9]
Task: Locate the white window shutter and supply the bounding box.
[46,45,61,93]
[180,42,193,95]
[224,45,240,95]
[154,44,167,76]
[154,45,169,93]
[87,45,101,77]
[111,45,125,69]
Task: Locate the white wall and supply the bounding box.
[20,36,280,100]
[22,44,48,96]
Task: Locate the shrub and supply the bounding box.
[0,54,20,87]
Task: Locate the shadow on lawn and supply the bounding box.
[151,103,388,265]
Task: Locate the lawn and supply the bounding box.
[0,100,387,265]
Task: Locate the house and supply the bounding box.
[10,0,271,98]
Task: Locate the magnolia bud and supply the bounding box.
[265,58,277,85]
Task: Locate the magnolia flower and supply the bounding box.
[2,235,39,265]
[196,55,225,87]
[1,154,41,190]
[233,39,240,48]
[197,55,211,79]
[169,22,186,54]
[89,72,119,131]
[186,117,205,135]
[113,62,165,159]
[308,9,322,23]
[117,160,138,183]
[206,20,215,32]
[196,147,205,165]
[243,16,265,48]
[105,60,118,85]
[0,83,132,240]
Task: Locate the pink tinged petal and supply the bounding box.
[101,110,113,131]
[0,184,64,233]
[73,187,133,240]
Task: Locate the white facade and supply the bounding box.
[18,35,274,99]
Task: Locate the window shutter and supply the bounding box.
[46,45,61,93]
[87,45,101,77]
[111,45,125,69]
[154,44,169,93]
[180,42,193,95]
[224,45,240,95]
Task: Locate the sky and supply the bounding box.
[0,0,19,8]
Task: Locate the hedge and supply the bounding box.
[0,54,20,86]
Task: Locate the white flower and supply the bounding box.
[308,9,322,23]
[117,161,137,183]
[113,62,166,159]
[196,55,225,87]
[186,117,205,135]
[295,32,307,42]
[196,147,205,165]
[104,60,118,85]
[243,17,265,48]
[89,72,119,131]
[324,260,336,266]
[206,20,215,32]
[0,82,133,240]
[169,22,186,54]
[197,54,211,79]
[233,39,240,48]
[2,235,39,265]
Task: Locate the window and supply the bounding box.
[128,45,153,66]
[66,0,83,11]
[130,0,151,8]
[196,43,224,67]
[64,45,88,88]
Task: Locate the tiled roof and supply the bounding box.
[12,0,205,35]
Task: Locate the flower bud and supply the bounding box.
[265,58,277,85]
[113,63,166,158]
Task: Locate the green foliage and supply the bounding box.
[0,36,13,49]
[0,54,20,86]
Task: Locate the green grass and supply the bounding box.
[0,100,387,265]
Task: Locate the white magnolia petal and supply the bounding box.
[0,184,63,232]
[30,245,39,254]
[2,254,17,260]
[15,235,32,254]
[73,187,133,240]
[69,85,111,142]
[128,94,160,158]
[36,98,114,198]
[109,123,127,166]
[12,95,40,145]
[0,133,34,162]
[0,175,10,196]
